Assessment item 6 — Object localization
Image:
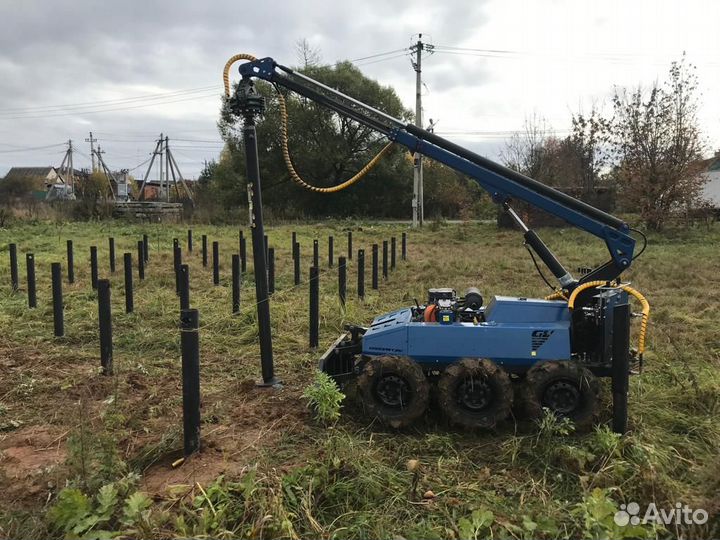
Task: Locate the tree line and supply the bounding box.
[499,55,708,229]
[0,52,709,230]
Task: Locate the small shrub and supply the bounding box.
[302,371,345,425]
[47,474,154,539]
[535,408,575,439]
[572,488,659,539]
[457,508,494,539]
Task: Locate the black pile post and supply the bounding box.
[51,262,64,337]
[173,238,181,295]
[66,240,75,284]
[240,234,247,273]
[212,241,220,285]
[309,266,319,348]
[202,234,208,267]
[90,246,99,290]
[109,237,116,273]
[26,253,36,308]
[123,253,133,314]
[268,247,275,295]
[180,308,201,456]
[143,234,149,263]
[313,239,319,268]
[338,256,347,307]
[9,243,18,292]
[382,240,388,279]
[391,237,396,270]
[188,229,193,253]
[402,232,407,260]
[357,249,365,299]
[328,235,334,267]
[372,243,378,289]
[98,279,113,376]
[243,104,277,386]
[292,231,297,256]
[232,254,241,314]
[612,302,631,434]
[293,242,300,286]
[137,240,145,280]
[179,264,190,310]
[347,231,353,260]
[264,234,269,266]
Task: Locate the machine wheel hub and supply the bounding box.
[542,380,581,414]
[457,376,493,411]
[375,374,411,408]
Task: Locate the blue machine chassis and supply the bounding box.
[362,296,571,371]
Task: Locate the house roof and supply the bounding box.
[698,154,720,172]
[3,167,56,181]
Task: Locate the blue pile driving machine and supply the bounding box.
[228,55,649,433]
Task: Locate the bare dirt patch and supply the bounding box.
[0,425,67,503]
[141,379,309,497]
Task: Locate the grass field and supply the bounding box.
[0,219,718,539]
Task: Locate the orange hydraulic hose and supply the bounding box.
[564,281,650,355]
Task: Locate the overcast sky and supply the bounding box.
[1,0,718,180]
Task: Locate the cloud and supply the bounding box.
[0,0,718,179]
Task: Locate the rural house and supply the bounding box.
[700,151,720,209]
[3,166,60,186]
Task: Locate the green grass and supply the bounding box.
[0,219,718,539]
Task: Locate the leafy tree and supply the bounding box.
[72,171,113,219]
[567,108,610,194]
[198,159,219,187]
[422,159,488,219]
[0,173,45,198]
[75,171,113,201]
[609,56,707,230]
[501,114,558,185]
[218,60,416,218]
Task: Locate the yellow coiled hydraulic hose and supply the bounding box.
[223,54,395,194]
[546,281,650,355]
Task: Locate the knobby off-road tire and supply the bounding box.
[437,358,513,429]
[524,361,600,430]
[357,355,430,428]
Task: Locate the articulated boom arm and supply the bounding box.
[236,57,636,286]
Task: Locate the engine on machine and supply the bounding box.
[413,287,486,324]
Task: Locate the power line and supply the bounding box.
[434,45,520,55]
[0,85,220,115]
[348,48,409,63]
[305,48,410,70]
[172,138,225,144]
[90,137,159,143]
[355,52,411,67]
[0,143,67,154]
[2,91,220,120]
[170,148,217,164]
[432,45,720,67]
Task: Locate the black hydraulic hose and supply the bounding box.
[404,124,626,230]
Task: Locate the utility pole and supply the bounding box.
[165,136,170,202]
[158,133,164,200]
[85,132,98,172]
[93,145,116,200]
[410,35,433,227]
[67,139,74,193]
